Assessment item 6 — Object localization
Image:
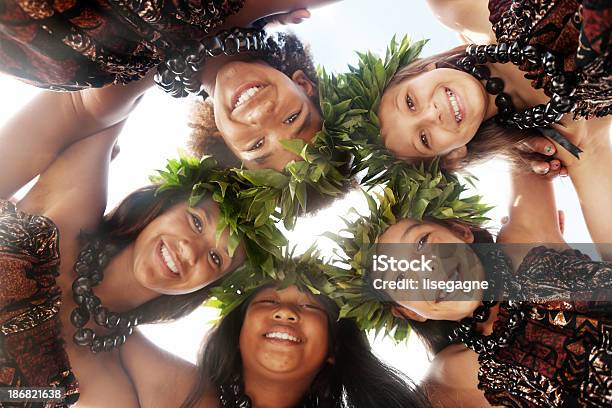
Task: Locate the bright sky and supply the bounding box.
[0,0,597,386]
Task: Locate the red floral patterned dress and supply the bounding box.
[0,0,244,90]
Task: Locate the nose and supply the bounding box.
[178,239,200,267]
[246,99,275,125]
[273,304,299,323]
[420,101,442,125]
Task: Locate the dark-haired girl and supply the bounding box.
[372,146,611,406]
[0,102,249,405]
[120,284,431,407]
[378,0,610,173]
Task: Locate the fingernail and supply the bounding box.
[540,167,550,175]
[551,162,560,170]
[545,145,554,155]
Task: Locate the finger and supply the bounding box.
[518,136,556,156]
[279,9,311,25]
[530,160,550,175]
[557,210,566,235]
[500,215,509,225]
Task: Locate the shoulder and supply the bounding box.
[424,344,480,387]
[423,345,493,407]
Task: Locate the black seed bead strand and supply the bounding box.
[155,27,268,99]
[462,39,577,130]
[71,239,143,353]
[449,300,526,356]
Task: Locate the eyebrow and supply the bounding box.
[400,222,422,242]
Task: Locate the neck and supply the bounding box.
[94,245,158,313]
[242,371,314,408]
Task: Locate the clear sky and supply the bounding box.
[0,0,597,384]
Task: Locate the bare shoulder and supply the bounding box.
[423,345,493,407]
[426,0,496,43]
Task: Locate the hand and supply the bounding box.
[261,9,311,27]
[516,135,568,177]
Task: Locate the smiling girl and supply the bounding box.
[0,94,284,405]
[377,0,610,171]
[119,283,431,407]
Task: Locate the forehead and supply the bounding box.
[252,286,321,304]
[378,218,421,244]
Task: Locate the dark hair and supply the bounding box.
[182,285,430,408]
[189,32,320,165]
[405,219,494,355]
[386,47,542,171]
[92,186,235,325]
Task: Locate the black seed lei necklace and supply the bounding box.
[70,239,143,353]
[155,27,268,99]
[457,0,583,158]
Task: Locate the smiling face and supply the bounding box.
[378,67,491,160]
[239,286,330,382]
[376,218,485,322]
[130,199,245,296]
[213,61,323,171]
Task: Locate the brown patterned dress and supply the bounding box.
[488,0,611,118]
[0,0,244,90]
[0,200,79,407]
[478,247,612,407]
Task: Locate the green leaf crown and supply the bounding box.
[205,246,348,317]
[328,160,492,341]
[317,35,432,184]
[150,155,287,265]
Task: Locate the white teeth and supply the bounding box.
[264,332,301,343]
[160,243,179,275]
[234,86,263,109]
[446,89,462,123]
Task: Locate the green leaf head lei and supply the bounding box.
[328,160,493,342]
[317,35,436,185]
[150,155,287,266]
[205,246,347,318]
[230,73,364,230]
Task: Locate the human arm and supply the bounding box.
[0,74,153,198]
[551,117,612,259]
[220,0,339,28]
[426,0,495,44]
[497,160,566,245]
[16,122,124,237]
[119,330,212,408]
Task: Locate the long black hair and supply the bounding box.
[182,285,430,408]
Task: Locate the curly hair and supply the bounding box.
[188,32,319,165]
